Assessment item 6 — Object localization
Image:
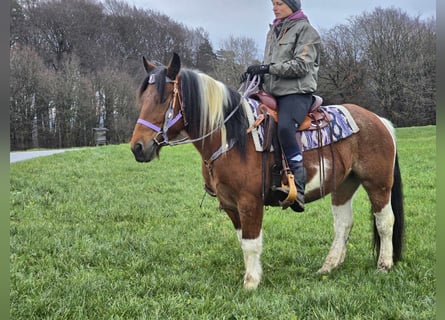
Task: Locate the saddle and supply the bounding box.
[248,91,330,131]
[248,91,331,207]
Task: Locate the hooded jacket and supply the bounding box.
[262,13,321,96]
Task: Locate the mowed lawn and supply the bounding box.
[10,126,435,319]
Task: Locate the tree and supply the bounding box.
[318,24,370,107]
[94,68,138,144]
[355,7,435,125]
[319,7,436,126]
[25,0,105,71]
[220,35,259,67]
[195,38,216,73]
[213,35,260,88]
[10,46,53,150]
[49,55,95,148]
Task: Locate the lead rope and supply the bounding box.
[239,75,261,98]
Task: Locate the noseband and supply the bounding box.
[136,75,186,146]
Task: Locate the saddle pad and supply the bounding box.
[244,99,360,152]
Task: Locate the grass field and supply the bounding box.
[10,126,436,319]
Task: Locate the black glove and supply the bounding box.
[240,64,270,83]
[247,64,270,75]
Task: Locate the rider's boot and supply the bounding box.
[289,162,306,212]
[274,159,306,212]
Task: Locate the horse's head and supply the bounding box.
[130,53,185,162]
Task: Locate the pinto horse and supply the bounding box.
[130,53,404,290]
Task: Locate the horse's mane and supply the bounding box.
[179,69,249,155]
[139,67,249,156]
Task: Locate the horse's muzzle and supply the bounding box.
[131,140,159,162]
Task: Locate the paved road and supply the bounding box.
[10,149,79,163]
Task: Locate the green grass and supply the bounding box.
[10,126,436,319]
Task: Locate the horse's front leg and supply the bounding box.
[224,206,263,289]
[241,230,263,289]
[223,205,262,289]
[238,199,264,290]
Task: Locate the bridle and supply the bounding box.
[136,73,254,147]
[136,75,188,146]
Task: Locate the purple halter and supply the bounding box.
[136,77,184,145]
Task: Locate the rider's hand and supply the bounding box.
[247,64,270,75]
[240,64,270,83]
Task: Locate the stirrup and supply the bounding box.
[277,173,297,208]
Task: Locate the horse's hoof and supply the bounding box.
[317,267,330,275]
[377,264,392,272]
[243,274,260,290]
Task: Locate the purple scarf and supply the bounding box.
[272,9,308,25]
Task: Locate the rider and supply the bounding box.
[241,0,322,212]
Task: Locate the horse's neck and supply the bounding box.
[187,129,229,164]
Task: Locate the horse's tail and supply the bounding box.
[373,152,404,263]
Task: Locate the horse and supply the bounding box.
[130,53,404,290]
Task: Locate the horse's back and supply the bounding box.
[340,103,397,186]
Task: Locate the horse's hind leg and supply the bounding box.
[371,193,394,271]
[318,176,360,274]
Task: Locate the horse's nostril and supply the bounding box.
[132,142,144,157]
[135,142,143,152]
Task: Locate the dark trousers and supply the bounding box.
[276,93,313,163]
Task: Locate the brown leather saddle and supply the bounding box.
[247,91,331,207]
[248,91,330,131]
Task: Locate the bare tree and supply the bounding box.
[319,7,435,126]
[49,55,95,148]
[94,67,138,144]
[10,46,53,150]
[318,24,370,107]
[355,7,435,125]
[220,35,259,67]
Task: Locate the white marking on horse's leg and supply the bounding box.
[236,229,242,243]
[374,202,395,271]
[305,160,331,194]
[241,230,263,290]
[318,198,354,274]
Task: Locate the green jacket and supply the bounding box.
[262,17,321,96]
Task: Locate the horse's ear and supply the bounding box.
[166,52,181,80]
[142,56,156,73]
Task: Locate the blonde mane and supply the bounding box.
[178,69,248,154]
[197,72,232,147]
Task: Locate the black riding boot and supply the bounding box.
[289,162,306,212]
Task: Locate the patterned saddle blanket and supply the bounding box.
[244,99,360,152]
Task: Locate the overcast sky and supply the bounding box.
[126,0,436,57]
